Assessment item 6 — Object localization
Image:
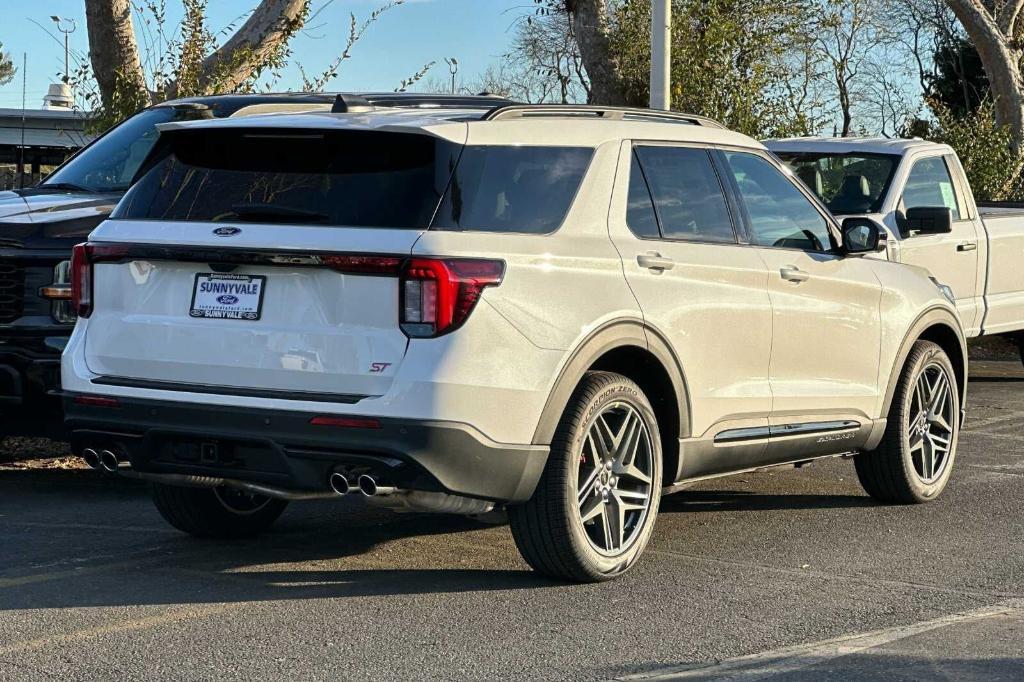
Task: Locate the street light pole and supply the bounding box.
[50,16,76,83]
[649,0,671,110]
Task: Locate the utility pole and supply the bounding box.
[445,58,459,95]
[19,54,26,189]
[649,0,671,110]
[50,16,76,83]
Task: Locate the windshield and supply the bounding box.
[43,107,207,193]
[773,152,899,215]
[113,128,594,232]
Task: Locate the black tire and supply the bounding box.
[855,340,960,504]
[508,371,662,582]
[151,483,288,539]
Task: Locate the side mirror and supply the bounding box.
[903,206,953,235]
[841,218,885,254]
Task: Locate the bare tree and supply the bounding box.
[944,0,1024,149]
[813,0,892,136]
[84,0,310,108]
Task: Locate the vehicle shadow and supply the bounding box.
[594,654,1024,681]
[0,468,560,612]
[660,489,877,514]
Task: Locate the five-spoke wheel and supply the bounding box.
[509,371,663,582]
[576,402,655,556]
[855,340,960,503]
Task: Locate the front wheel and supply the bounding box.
[151,483,288,538]
[508,371,662,582]
[855,340,960,504]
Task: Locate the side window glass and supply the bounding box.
[723,152,834,252]
[634,146,735,243]
[626,152,660,239]
[902,157,961,220]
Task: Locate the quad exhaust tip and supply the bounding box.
[357,474,396,497]
[82,448,100,470]
[329,472,356,496]
[99,449,122,473]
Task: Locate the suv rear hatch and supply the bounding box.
[80,127,461,399]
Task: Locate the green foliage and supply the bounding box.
[0,43,15,87]
[607,0,817,137]
[928,35,988,118]
[910,102,1024,202]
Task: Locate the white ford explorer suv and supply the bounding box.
[63,97,968,582]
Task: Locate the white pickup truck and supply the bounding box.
[766,137,1024,360]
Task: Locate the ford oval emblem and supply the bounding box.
[213,227,241,237]
[217,295,239,305]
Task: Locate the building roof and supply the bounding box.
[764,136,948,156]
[0,107,93,149]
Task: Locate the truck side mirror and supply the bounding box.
[903,206,953,235]
[841,218,886,254]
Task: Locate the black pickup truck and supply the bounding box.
[0,91,509,434]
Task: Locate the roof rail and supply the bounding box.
[359,93,515,110]
[483,104,726,129]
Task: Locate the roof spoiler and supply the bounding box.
[331,94,375,114]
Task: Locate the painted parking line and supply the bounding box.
[616,599,1024,681]
[0,558,162,589]
[0,603,245,656]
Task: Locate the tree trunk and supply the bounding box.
[84,0,150,109]
[947,0,1024,150]
[167,0,310,98]
[565,0,629,105]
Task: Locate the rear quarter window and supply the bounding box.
[432,146,594,234]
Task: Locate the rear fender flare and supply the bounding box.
[530,319,691,446]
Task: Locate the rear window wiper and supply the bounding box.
[224,203,330,224]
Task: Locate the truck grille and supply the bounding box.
[0,263,26,323]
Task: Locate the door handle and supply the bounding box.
[780,266,810,283]
[956,241,978,252]
[637,253,675,271]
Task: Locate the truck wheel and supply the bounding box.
[508,371,662,582]
[151,483,288,538]
[855,341,960,504]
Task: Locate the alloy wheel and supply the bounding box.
[576,402,655,556]
[907,362,956,484]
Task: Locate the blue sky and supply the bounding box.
[0,0,528,108]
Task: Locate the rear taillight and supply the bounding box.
[400,258,504,338]
[71,243,130,318]
[70,243,91,318]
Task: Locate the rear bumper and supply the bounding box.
[63,394,548,503]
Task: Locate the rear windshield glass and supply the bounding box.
[113,128,593,233]
[114,129,458,228]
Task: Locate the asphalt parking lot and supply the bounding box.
[1,362,1022,681]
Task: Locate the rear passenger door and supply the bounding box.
[609,142,774,480]
[719,150,882,459]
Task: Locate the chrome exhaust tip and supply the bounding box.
[82,448,100,470]
[329,472,354,496]
[98,449,122,474]
[357,474,395,497]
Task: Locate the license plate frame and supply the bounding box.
[189,273,266,321]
